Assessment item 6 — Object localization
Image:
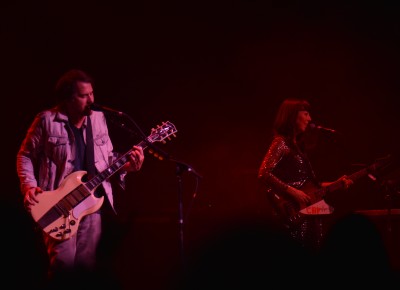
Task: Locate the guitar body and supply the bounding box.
[31,171,104,240]
[268,180,333,228]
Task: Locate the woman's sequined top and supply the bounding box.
[258,135,317,196]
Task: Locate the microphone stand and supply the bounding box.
[169,158,202,270]
[104,110,202,270]
[380,179,399,259]
[370,166,399,269]
[175,161,186,268]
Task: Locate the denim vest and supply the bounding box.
[16,107,120,211]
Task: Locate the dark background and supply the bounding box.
[3,1,400,289]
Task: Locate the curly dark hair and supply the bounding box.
[54,69,94,102]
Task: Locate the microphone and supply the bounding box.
[173,159,203,179]
[187,166,203,179]
[90,103,124,115]
[309,123,337,134]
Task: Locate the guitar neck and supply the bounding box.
[84,120,177,191]
[85,139,148,191]
[325,164,375,193]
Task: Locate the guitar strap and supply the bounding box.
[85,116,96,180]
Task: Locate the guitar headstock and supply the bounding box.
[146,121,177,161]
[148,121,177,144]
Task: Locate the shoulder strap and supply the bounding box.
[85,116,96,179]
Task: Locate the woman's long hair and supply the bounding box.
[273,98,312,152]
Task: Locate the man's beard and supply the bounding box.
[83,107,92,116]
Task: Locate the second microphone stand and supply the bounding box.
[106,111,202,270]
[171,159,202,269]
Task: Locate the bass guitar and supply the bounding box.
[30,121,177,240]
[268,155,392,229]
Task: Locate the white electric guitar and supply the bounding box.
[30,121,177,240]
